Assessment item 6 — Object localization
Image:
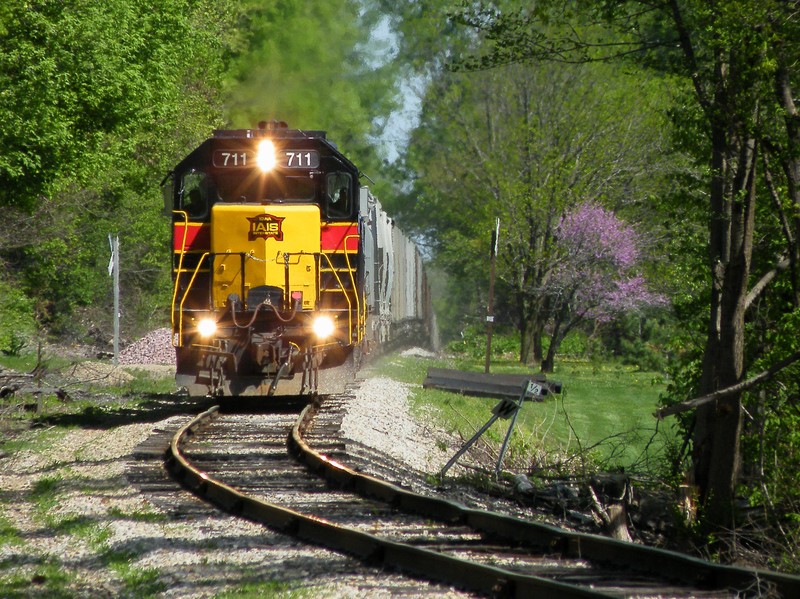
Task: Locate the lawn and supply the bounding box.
[371,353,678,477]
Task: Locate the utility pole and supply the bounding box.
[485,218,499,373]
[109,234,120,365]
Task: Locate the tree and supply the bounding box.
[542,201,667,371]
[405,59,670,367]
[223,0,401,181]
[449,0,800,542]
[0,0,240,336]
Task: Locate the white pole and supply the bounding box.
[109,234,120,365]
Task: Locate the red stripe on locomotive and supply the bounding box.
[175,222,357,252]
[173,223,210,251]
[321,223,358,252]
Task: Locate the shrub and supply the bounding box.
[0,279,36,356]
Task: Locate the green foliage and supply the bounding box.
[403,50,675,366]
[0,278,36,355]
[0,0,241,341]
[224,0,399,176]
[552,330,591,359]
[434,2,800,553]
[600,314,674,373]
[22,237,102,320]
[0,0,231,208]
[445,325,519,360]
[446,316,673,374]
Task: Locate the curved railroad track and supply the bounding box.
[165,393,800,598]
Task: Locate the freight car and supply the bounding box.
[162,121,432,396]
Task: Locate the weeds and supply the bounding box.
[0,514,22,546]
[215,576,314,598]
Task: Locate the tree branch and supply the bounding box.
[667,0,710,114]
[655,350,800,419]
[745,255,791,310]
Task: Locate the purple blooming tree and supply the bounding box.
[538,201,666,372]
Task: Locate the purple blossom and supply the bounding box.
[556,202,640,269]
[548,202,665,321]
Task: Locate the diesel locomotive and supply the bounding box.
[163,121,431,396]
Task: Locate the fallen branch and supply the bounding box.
[655,350,800,419]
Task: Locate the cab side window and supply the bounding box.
[325,172,352,219]
[179,170,211,219]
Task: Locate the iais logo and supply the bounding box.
[247,213,285,241]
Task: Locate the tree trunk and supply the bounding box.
[693,121,757,533]
[541,350,555,374]
[518,292,535,364]
[519,291,546,365]
[520,322,534,364]
[532,324,543,363]
[541,314,563,373]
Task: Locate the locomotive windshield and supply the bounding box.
[179,170,212,218]
[325,172,352,217]
[214,171,316,202]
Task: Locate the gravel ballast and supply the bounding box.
[0,357,471,597]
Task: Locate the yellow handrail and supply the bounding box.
[175,252,210,347]
[170,211,190,338]
[342,235,364,343]
[318,252,356,344]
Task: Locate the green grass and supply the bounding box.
[102,547,166,597]
[547,361,674,469]
[371,353,677,476]
[214,578,314,598]
[30,474,65,518]
[110,367,180,396]
[0,556,75,598]
[0,513,23,547]
[0,350,73,374]
[0,424,68,457]
[107,505,168,523]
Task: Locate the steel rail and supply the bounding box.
[167,405,604,598]
[290,400,800,598]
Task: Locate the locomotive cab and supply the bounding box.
[165,122,364,396]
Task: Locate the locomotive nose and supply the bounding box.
[210,204,321,311]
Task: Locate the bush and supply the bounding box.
[0,279,36,356]
[446,325,520,360]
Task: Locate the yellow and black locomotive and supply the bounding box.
[164,121,371,396]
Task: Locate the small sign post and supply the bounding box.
[495,380,542,478]
[484,218,500,373]
[440,379,541,480]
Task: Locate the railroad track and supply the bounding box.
[165,393,800,598]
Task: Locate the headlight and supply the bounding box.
[256,139,277,172]
[197,317,217,338]
[312,315,335,339]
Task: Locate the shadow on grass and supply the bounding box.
[24,391,312,431]
[28,393,217,430]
